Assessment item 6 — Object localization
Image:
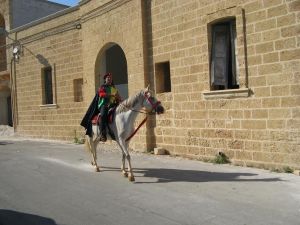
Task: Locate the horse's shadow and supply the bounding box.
[103,167,281,183]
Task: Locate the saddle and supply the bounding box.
[91,107,116,125]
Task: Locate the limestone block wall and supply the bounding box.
[12,8,85,140]
[0,0,12,126]
[0,0,11,31]
[0,0,11,72]
[151,0,300,169]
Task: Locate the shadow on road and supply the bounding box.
[102,167,281,184]
[0,209,58,225]
[135,168,282,183]
[0,142,13,145]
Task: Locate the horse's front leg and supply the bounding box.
[122,141,135,182]
[118,140,134,182]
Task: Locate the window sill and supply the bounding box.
[39,104,58,110]
[203,88,250,100]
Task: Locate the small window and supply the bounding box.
[155,61,171,93]
[210,19,238,90]
[42,66,53,104]
[73,78,83,102]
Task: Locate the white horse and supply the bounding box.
[85,87,164,182]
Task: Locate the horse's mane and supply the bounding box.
[116,89,144,114]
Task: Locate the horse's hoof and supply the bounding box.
[95,167,100,172]
[122,171,128,177]
[128,176,135,182]
[91,161,95,166]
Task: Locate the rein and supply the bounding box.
[125,116,148,142]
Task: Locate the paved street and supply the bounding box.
[0,137,299,225]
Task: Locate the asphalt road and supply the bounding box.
[0,137,299,225]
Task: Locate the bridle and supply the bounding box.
[122,91,161,115]
[124,91,161,142]
[145,92,161,113]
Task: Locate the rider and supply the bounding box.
[98,72,121,142]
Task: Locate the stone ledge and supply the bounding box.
[203,88,250,100]
[39,104,58,110]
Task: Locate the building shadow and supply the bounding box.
[0,209,58,225]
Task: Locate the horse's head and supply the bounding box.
[142,86,164,115]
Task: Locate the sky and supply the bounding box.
[48,0,80,7]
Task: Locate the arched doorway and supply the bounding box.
[95,43,128,99]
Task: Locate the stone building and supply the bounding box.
[0,0,299,170]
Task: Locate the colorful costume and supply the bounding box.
[97,77,121,141]
[98,84,120,109]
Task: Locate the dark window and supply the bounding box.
[155,61,171,93]
[210,19,238,90]
[42,67,53,104]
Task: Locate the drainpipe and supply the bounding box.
[8,32,20,132]
[10,56,18,132]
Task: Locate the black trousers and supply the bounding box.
[99,105,108,135]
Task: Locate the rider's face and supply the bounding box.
[105,76,112,85]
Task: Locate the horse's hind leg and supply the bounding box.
[126,154,134,182]
[85,136,100,172]
[121,152,128,177]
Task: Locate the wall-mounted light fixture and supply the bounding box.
[12,45,21,62]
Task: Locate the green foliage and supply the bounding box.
[270,168,281,173]
[283,166,293,173]
[270,166,293,173]
[74,130,85,144]
[211,152,230,164]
